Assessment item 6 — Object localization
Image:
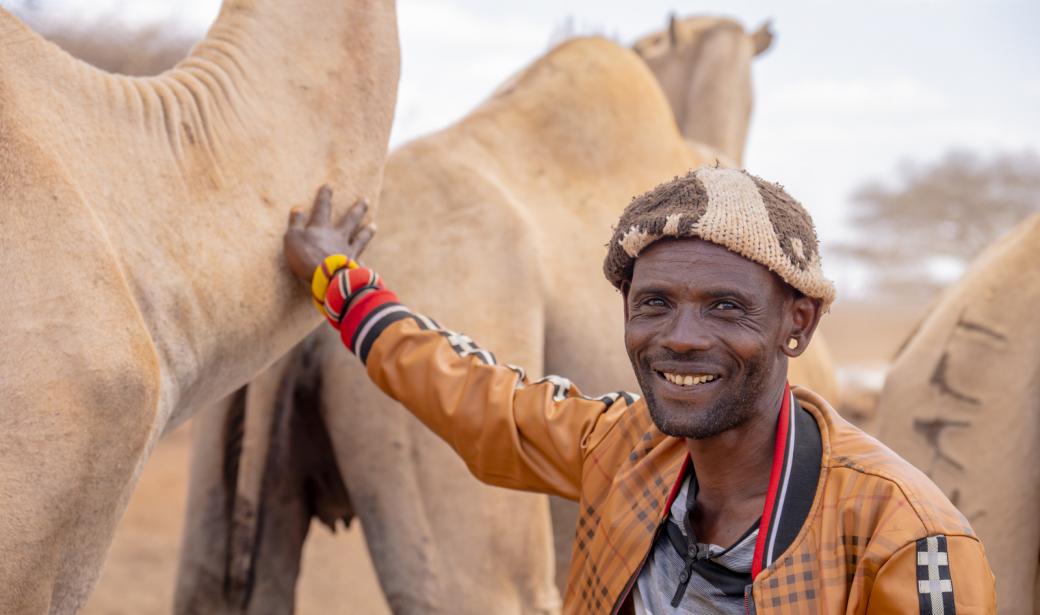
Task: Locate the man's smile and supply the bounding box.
[650,360,726,396]
[657,370,720,387]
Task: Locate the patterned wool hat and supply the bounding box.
[603,167,836,309]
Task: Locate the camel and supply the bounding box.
[175,17,841,613]
[0,1,399,612]
[633,15,775,165]
[870,214,1040,615]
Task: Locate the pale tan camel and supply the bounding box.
[0,1,399,612]
[176,23,841,613]
[633,15,775,165]
[871,215,1040,615]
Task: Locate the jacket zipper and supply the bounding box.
[744,584,753,614]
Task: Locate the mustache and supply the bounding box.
[644,349,719,364]
[643,349,723,364]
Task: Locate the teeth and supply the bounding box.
[662,372,717,386]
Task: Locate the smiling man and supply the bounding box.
[285,168,995,614]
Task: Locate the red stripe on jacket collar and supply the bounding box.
[752,383,792,578]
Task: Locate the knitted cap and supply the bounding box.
[603,167,836,309]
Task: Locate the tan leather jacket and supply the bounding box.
[348,301,996,614]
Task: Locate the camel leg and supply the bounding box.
[174,393,243,615]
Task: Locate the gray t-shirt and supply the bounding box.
[633,473,758,615]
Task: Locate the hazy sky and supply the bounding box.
[6,0,1039,294]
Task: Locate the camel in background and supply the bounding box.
[0,1,398,612]
[633,14,773,166]
[176,17,840,613]
[870,215,1040,615]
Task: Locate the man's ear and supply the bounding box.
[620,280,631,321]
[782,295,822,358]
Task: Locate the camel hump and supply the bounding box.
[449,36,685,184]
[478,36,676,138]
[492,36,658,101]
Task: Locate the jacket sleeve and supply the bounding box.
[351,302,638,501]
[867,534,996,614]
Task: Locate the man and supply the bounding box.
[284,168,995,614]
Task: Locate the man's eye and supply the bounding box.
[714,300,740,311]
[642,297,667,308]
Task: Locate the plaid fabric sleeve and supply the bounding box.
[866,535,996,614]
[362,313,639,501]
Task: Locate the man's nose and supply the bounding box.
[660,306,712,353]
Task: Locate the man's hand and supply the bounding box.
[284,185,375,283]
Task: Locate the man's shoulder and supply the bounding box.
[794,386,976,540]
[584,394,656,454]
[582,396,689,473]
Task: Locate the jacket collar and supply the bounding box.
[751,383,822,577]
[660,383,823,579]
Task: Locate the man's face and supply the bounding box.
[623,238,797,440]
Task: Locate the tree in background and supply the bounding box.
[837,149,1040,300]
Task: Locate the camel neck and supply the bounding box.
[642,24,754,165]
[1,1,399,427]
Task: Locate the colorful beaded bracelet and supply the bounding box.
[310,254,357,315]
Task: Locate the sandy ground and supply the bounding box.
[82,299,924,614]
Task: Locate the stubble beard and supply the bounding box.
[636,355,770,440]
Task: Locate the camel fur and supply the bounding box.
[0,2,398,612]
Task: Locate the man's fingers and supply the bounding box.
[308,184,333,226]
[337,198,369,233]
[349,224,376,258]
[288,207,306,229]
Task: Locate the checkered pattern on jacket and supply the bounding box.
[563,405,685,613]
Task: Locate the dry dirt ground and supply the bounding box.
[82,299,925,614]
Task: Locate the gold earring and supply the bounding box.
[787,337,799,350]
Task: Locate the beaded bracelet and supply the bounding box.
[310,254,357,315]
[323,266,385,328]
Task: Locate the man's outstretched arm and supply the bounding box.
[282,186,638,500]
